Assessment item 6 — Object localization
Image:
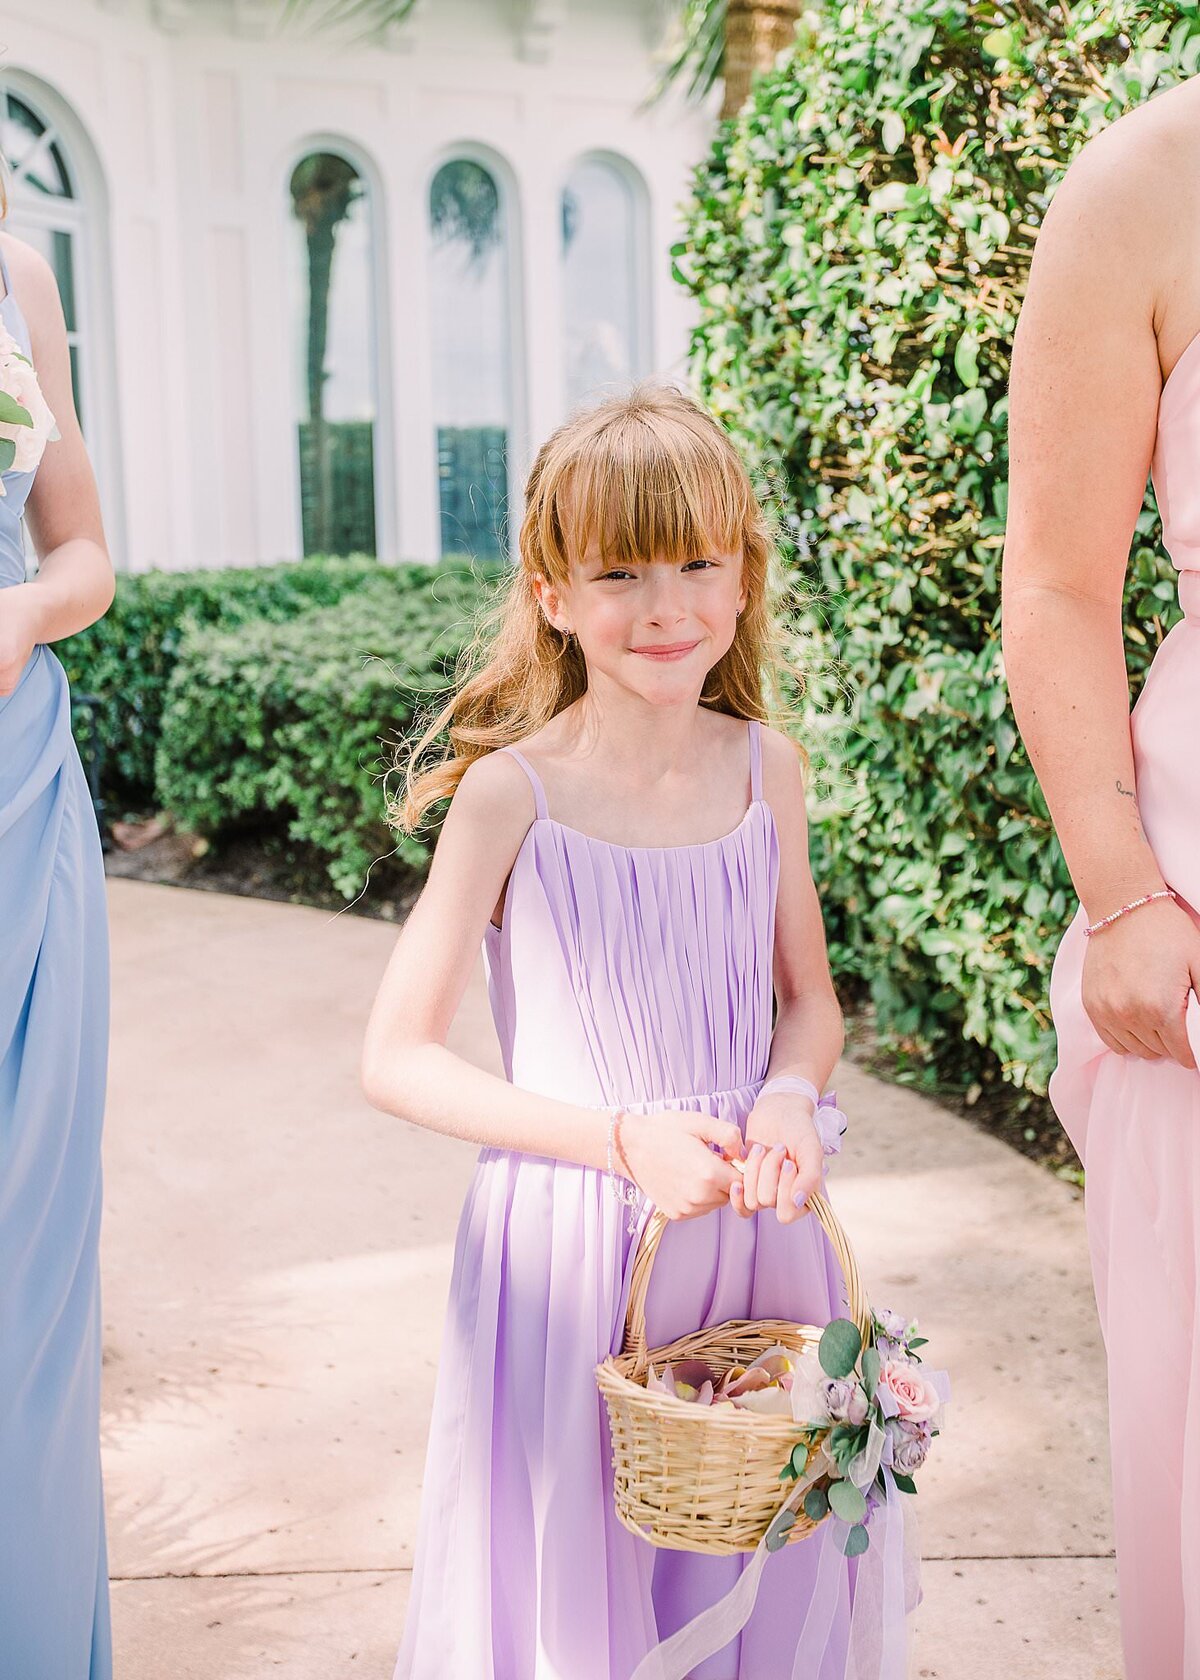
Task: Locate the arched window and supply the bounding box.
[561,156,647,413]
[428,158,512,561]
[288,150,379,557]
[1,89,86,427]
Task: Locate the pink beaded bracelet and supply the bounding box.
[1084,887,1177,938]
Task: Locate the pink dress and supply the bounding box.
[393,717,914,1679]
[1049,331,1200,1679]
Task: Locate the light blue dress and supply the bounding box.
[0,244,112,1674]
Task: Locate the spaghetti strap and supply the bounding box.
[0,240,12,305]
[748,717,763,803]
[501,745,549,821]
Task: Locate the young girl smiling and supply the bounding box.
[364,383,913,1677]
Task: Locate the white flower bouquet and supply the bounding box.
[0,321,59,491]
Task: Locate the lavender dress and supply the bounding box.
[394,717,912,1679]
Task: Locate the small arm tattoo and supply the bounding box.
[1116,780,1135,799]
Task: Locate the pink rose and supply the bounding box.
[878,1359,941,1423]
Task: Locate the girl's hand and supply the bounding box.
[615,1108,745,1221]
[730,1093,824,1224]
[0,585,39,696]
[1082,895,1200,1068]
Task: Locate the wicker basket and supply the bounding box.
[595,1194,871,1555]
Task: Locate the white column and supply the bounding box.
[510,135,565,530]
[387,136,440,564]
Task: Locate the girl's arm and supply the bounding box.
[736,725,843,1222]
[1002,119,1200,1067]
[0,236,114,691]
[760,728,844,1093]
[361,751,745,1209]
[362,752,613,1167]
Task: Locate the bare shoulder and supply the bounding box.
[436,747,539,854]
[756,721,808,820]
[0,231,63,331]
[1038,84,1200,320]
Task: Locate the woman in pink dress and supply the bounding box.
[1004,85,1200,1680]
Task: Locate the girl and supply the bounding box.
[363,383,913,1678]
[0,226,116,1674]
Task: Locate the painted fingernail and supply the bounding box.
[792,1189,807,1208]
[750,1143,765,1158]
[782,1159,796,1173]
[771,1142,786,1153]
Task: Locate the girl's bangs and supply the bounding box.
[547,431,749,576]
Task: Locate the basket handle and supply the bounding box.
[621,1194,872,1380]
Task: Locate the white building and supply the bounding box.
[0,0,716,571]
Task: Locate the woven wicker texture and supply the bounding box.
[595,1194,870,1554]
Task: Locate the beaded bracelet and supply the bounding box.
[1084,887,1177,938]
[606,1107,642,1234]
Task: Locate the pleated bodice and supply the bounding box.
[481,718,780,1112]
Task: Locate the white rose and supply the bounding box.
[0,344,60,482]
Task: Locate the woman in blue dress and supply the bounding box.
[0,225,116,1676]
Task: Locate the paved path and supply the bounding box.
[102,880,1122,1678]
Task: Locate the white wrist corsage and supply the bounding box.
[0,321,59,493]
[757,1073,848,1158]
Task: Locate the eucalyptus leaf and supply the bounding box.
[828,1479,868,1524]
[819,1319,862,1380]
[861,1346,881,1397]
[804,1484,831,1521]
[843,1523,871,1557]
[766,1508,797,1553]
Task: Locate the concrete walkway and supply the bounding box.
[102,880,1122,1679]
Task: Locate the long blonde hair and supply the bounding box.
[393,381,808,833]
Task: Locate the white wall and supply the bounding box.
[0,0,716,570]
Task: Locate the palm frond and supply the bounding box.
[278,0,418,44]
[644,0,727,108]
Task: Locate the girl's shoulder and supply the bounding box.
[455,746,540,824]
[755,720,808,784]
[753,722,810,844]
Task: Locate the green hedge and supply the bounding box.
[675,2,1199,1097]
[60,555,385,810]
[154,559,501,898]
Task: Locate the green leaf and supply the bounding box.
[828,1479,868,1524]
[953,332,979,389]
[0,390,32,427]
[880,111,905,154]
[804,1484,831,1522]
[861,1346,881,1398]
[892,1472,918,1495]
[819,1319,862,1379]
[0,438,14,472]
[791,1442,812,1477]
[843,1522,871,1557]
[766,1508,797,1552]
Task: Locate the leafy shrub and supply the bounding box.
[60,555,385,810]
[154,559,501,898]
[675,2,1199,1095]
